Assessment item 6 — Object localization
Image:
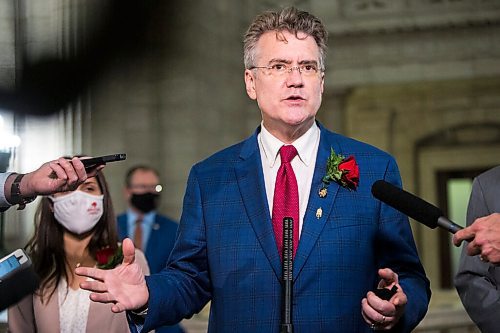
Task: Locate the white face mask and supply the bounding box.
[51,190,104,235]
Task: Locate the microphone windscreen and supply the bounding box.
[371,180,442,229]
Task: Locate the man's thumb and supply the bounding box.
[122,238,136,265]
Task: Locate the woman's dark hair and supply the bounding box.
[25,167,118,302]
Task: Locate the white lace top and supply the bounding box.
[58,278,91,333]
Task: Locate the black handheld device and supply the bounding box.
[0,249,40,311]
[81,153,126,170]
[373,285,398,301]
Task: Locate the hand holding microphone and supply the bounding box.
[453,213,500,264]
[371,180,500,264]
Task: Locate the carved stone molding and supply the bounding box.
[311,0,500,35]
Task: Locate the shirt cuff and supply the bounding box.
[0,172,14,209]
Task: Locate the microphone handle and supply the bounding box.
[280,217,294,333]
[437,216,463,234]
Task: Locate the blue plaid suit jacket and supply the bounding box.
[132,123,430,333]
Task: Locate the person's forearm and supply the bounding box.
[4,173,17,204]
[4,172,37,209]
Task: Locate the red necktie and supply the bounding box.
[134,218,143,250]
[272,145,299,259]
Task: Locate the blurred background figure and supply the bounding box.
[8,167,150,332]
[117,165,184,333]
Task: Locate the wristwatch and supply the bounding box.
[10,173,36,210]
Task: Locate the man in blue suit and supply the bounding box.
[77,7,431,332]
[116,165,184,333]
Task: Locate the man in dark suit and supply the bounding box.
[77,7,431,332]
[454,166,500,333]
[116,165,183,333]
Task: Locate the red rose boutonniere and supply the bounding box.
[322,148,359,190]
[96,244,123,270]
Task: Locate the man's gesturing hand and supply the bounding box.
[361,268,407,330]
[75,238,149,313]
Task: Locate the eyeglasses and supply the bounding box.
[249,63,323,77]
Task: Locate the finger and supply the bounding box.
[453,229,474,246]
[70,157,88,180]
[360,299,372,324]
[122,238,136,265]
[392,287,407,307]
[75,266,106,281]
[57,157,79,185]
[112,303,128,313]
[367,291,397,315]
[80,280,108,293]
[362,297,388,324]
[452,232,462,246]
[377,268,398,288]
[487,254,500,264]
[89,291,117,304]
[48,160,69,182]
[466,241,481,257]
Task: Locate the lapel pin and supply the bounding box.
[153,223,160,230]
[318,187,327,198]
[316,207,323,219]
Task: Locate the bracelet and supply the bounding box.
[131,306,148,316]
[10,174,36,210]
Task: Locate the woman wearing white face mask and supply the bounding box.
[8,167,150,333]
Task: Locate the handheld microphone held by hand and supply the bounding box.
[0,249,40,311]
[371,180,463,234]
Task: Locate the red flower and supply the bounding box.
[95,245,123,269]
[338,156,359,190]
[96,247,115,265]
[322,148,359,190]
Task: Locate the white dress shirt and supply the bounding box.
[0,172,13,209]
[258,122,320,237]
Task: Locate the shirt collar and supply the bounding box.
[127,209,155,227]
[259,122,320,168]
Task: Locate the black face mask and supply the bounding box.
[130,193,160,213]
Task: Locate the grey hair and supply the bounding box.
[243,7,328,70]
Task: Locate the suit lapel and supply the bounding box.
[293,127,343,279]
[234,126,348,281]
[235,131,282,279]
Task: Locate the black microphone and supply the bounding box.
[371,180,463,234]
[0,258,40,311]
[280,217,294,333]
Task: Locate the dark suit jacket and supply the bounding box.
[455,166,500,333]
[132,123,431,333]
[117,213,179,274]
[117,212,183,333]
